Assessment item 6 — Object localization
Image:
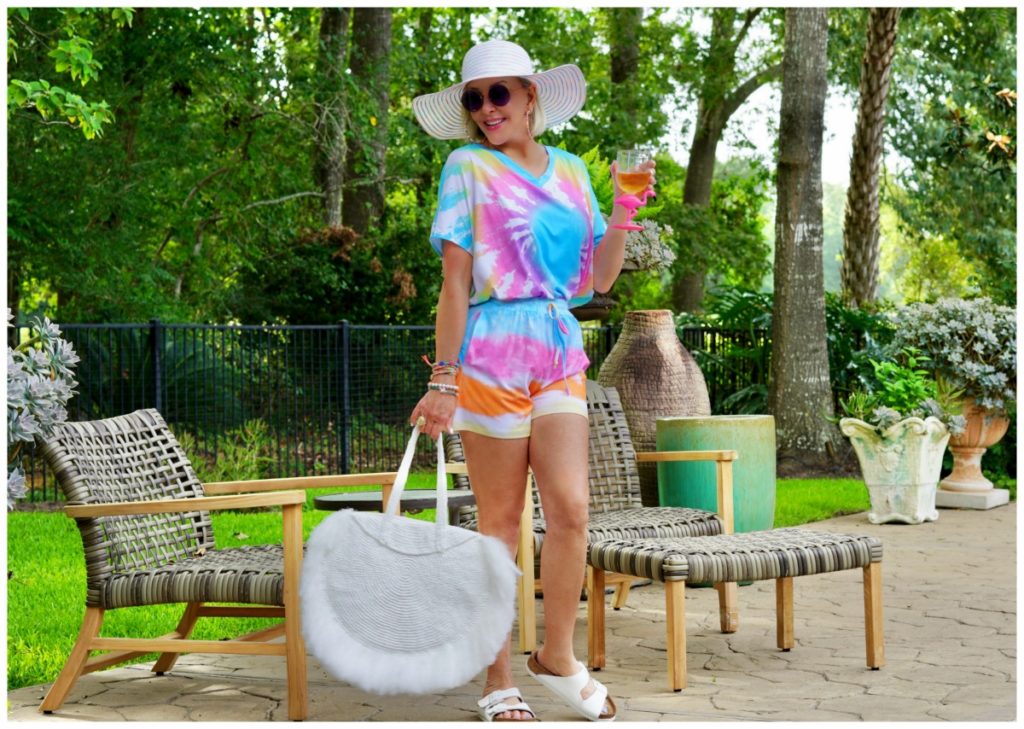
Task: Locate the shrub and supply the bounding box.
[838,348,966,434]
[176,420,275,484]
[891,297,1016,413]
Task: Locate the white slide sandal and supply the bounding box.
[526,653,616,722]
[477,687,538,722]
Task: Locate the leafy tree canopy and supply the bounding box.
[7,7,1016,324]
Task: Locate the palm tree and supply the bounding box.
[841,8,902,307]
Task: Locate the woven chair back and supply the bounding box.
[585,381,643,512]
[444,432,474,524]
[445,381,642,524]
[38,409,215,607]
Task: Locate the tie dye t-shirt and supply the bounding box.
[429,144,607,308]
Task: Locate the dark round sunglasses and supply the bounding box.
[461,83,515,113]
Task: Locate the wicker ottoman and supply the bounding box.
[586,529,885,691]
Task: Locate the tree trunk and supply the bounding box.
[313,8,350,228]
[411,8,435,208]
[841,8,902,307]
[114,7,146,309]
[608,7,643,144]
[672,8,781,313]
[673,101,725,311]
[103,5,146,250]
[342,8,392,235]
[769,7,842,473]
[118,7,146,171]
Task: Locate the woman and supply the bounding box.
[410,39,654,722]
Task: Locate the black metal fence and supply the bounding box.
[13,320,769,501]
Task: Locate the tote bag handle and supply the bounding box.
[384,422,448,526]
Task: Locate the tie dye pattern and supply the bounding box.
[454,299,589,439]
[430,144,607,308]
[429,144,606,438]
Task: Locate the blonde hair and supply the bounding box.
[461,78,547,142]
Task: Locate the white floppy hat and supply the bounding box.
[412,39,586,140]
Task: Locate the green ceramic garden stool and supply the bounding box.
[656,415,776,533]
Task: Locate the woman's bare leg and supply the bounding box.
[461,431,532,720]
[528,413,605,703]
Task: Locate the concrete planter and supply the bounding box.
[839,416,950,525]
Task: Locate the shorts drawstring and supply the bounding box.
[547,302,571,394]
[467,297,579,396]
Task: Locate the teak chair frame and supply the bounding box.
[38,409,399,722]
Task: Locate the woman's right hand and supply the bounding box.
[410,387,458,441]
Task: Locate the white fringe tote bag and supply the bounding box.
[300,423,520,695]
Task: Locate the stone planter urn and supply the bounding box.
[598,310,711,507]
[940,399,1010,492]
[839,416,950,525]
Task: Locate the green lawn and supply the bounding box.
[773,478,870,527]
[8,476,868,691]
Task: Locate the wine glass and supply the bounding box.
[612,148,654,231]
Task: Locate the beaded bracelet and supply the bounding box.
[422,355,461,369]
[428,387,458,397]
[427,382,459,396]
[422,355,461,377]
[428,381,459,392]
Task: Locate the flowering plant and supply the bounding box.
[620,218,676,271]
[7,309,80,509]
[890,297,1016,413]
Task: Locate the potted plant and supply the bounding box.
[6,310,80,509]
[838,348,966,525]
[891,297,1016,492]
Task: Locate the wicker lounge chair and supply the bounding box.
[444,380,739,653]
[36,409,398,721]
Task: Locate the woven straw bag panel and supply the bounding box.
[38,409,216,608]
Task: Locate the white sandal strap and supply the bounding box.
[478,687,525,707]
[478,688,535,721]
[583,679,610,719]
[484,701,532,718]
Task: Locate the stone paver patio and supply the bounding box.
[8,503,1016,721]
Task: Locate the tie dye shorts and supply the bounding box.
[453,298,589,439]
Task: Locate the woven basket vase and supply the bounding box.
[598,310,711,506]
